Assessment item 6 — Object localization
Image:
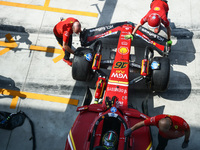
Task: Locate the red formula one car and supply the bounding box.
[65,22,170,150]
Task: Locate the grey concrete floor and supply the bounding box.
[0,0,200,150]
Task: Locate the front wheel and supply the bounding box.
[72,47,94,81]
[150,57,170,92]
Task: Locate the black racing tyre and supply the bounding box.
[142,100,148,115]
[151,57,170,92]
[72,47,93,81]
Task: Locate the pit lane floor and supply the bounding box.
[0,0,200,150]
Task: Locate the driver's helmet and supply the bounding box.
[147,13,161,33]
[102,130,118,148]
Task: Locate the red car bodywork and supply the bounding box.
[65,24,152,150]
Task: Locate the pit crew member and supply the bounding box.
[53,17,81,66]
[124,114,190,150]
[125,0,172,46]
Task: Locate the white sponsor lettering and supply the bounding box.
[121,96,127,100]
[125,26,132,30]
[108,113,118,118]
[121,41,128,45]
[111,73,128,79]
[116,101,123,107]
[89,25,114,32]
[95,31,117,38]
[107,87,127,94]
[141,28,164,42]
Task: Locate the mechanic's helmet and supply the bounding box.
[148,13,161,33]
[102,130,118,148]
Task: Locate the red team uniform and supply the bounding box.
[53,17,79,65]
[144,114,190,139]
[140,0,169,28]
[53,17,79,44]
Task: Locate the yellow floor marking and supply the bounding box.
[0,1,98,17]
[30,45,63,54]
[52,52,64,63]
[29,45,64,63]
[44,0,50,7]
[0,47,11,56]
[0,35,64,63]
[53,43,65,63]
[0,33,18,55]
[10,96,19,109]
[0,88,79,109]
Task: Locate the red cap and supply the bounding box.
[148,13,161,33]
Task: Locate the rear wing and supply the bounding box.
[80,21,168,55]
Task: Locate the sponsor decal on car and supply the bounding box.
[107,87,128,94]
[140,28,164,42]
[151,61,160,70]
[111,72,128,79]
[125,26,132,31]
[111,107,117,113]
[108,113,118,118]
[94,31,118,39]
[121,96,127,101]
[136,34,153,45]
[89,25,114,33]
[121,41,128,45]
[85,53,93,62]
[116,70,125,74]
[114,61,128,69]
[116,101,123,107]
[118,47,129,55]
[108,80,129,87]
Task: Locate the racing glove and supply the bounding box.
[182,140,189,148]
[167,39,172,46]
[125,34,134,41]
[124,128,133,137]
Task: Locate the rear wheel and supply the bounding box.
[72,47,94,81]
[150,57,170,92]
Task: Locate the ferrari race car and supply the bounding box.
[65,22,170,150]
[72,21,170,92]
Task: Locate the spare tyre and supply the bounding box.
[150,57,170,92]
[72,47,94,81]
